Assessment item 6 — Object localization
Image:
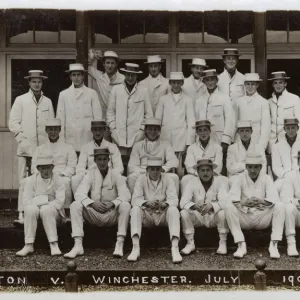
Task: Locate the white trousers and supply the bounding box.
[127,172,179,195]
[285,203,300,236]
[24,204,61,244]
[70,201,131,238]
[180,209,229,235]
[130,206,180,240]
[223,202,285,243]
[18,176,73,212]
[71,173,85,194]
[181,174,197,194]
[18,156,27,183]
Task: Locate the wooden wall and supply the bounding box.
[0,131,18,190]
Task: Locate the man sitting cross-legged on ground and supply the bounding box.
[180,159,230,256]
[181,120,223,194]
[64,148,131,259]
[71,119,123,194]
[127,118,179,195]
[224,152,285,259]
[16,156,66,257]
[127,157,182,264]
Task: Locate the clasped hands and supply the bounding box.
[144,200,168,210]
[90,201,114,213]
[193,203,213,216]
[244,197,267,208]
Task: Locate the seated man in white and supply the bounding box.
[227,120,266,185]
[224,153,285,259]
[272,118,300,181]
[15,118,77,226]
[127,118,179,194]
[278,151,300,257]
[181,120,223,193]
[71,120,123,193]
[64,148,131,259]
[16,156,66,257]
[127,157,182,264]
[180,159,230,256]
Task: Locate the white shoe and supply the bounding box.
[181,243,196,255]
[216,241,227,255]
[13,213,24,227]
[50,242,62,256]
[127,246,140,262]
[113,241,124,258]
[16,244,34,257]
[64,245,84,259]
[233,242,247,259]
[287,243,299,257]
[269,241,280,259]
[172,246,183,264]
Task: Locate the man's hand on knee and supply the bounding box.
[90,202,108,213]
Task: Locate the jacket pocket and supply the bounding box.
[83,100,93,118]
[212,105,223,117]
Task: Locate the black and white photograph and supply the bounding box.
[1,5,300,295]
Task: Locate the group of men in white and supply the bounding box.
[8,47,300,264]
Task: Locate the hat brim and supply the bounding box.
[188,63,209,68]
[102,56,121,61]
[65,70,87,73]
[193,163,217,170]
[17,154,32,158]
[144,60,164,64]
[202,75,218,79]
[267,77,290,81]
[89,153,111,157]
[120,68,143,74]
[283,122,299,126]
[192,123,214,129]
[24,76,48,79]
[222,54,241,58]
[244,79,263,82]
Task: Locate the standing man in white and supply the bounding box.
[138,55,169,114]
[218,48,245,101]
[56,63,102,155]
[9,70,55,225]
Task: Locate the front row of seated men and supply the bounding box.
[16,143,300,262]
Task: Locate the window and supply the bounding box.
[204,11,228,43]
[229,11,253,43]
[6,9,76,44]
[120,12,144,44]
[266,11,288,43]
[144,12,169,43]
[288,11,300,43]
[178,12,203,44]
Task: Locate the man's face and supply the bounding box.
[284,124,299,139]
[246,164,262,180]
[29,78,43,93]
[198,165,213,182]
[170,80,183,94]
[94,155,109,170]
[148,63,161,78]
[125,72,138,86]
[37,165,54,179]
[147,166,162,181]
[223,55,238,71]
[70,71,84,87]
[103,58,118,76]
[245,81,259,96]
[196,126,211,142]
[203,76,218,91]
[91,126,106,142]
[238,127,252,142]
[191,65,205,80]
[46,126,61,141]
[272,79,287,94]
[145,125,161,141]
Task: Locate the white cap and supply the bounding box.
[237,120,252,128]
[36,156,54,166]
[189,58,207,67]
[147,157,163,167]
[45,118,61,127]
[169,72,184,80]
[66,63,87,73]
[103,51,119,59]
[245,153,263,165]
[144,55,164,64]
[244,73,262,82]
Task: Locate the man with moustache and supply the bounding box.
[138,55,169,114]
[9,70,55,225]
[56,63,102,156]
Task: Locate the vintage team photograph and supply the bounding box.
[1,7,300,294]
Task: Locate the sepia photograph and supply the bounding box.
[1,5,300,295]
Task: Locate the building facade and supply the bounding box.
[0,10,300,190]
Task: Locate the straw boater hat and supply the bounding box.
[222,48,241,58]
[90,148,111,157]
[103,51,120,61]
[202,69,218,79]
[169,72,184,81]
[245,153,263,165]
[192,119,214,129]
[144,55,164,64]
[36,156,54,166]
[283,118,299,126]
[244,73,263,82]
[188,58,208,68]
[143,118,162,127]
[24,70,48,80]
[237,120,252,129]
[45,118,61,127]
[65,63,87,73]
[91,119,107,127]
[147,157,163,167]
[268,71,290,81]
[120,63,143,74]
[193,159,217,170]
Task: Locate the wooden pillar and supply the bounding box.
[76,11,88,85]
[254,12,267,98]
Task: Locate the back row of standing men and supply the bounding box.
[8,47,300,262]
